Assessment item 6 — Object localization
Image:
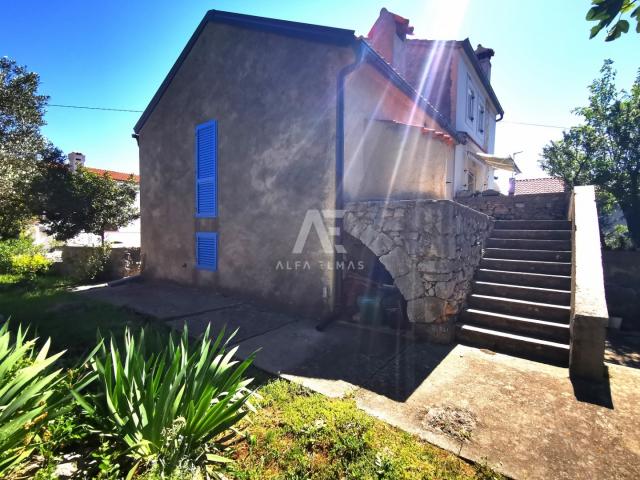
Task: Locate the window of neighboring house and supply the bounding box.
[466,170,476,191]
[477,103,485,135]
[466,79,476,124]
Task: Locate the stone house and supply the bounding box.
[133,8,516,321]
[134,8,610,379]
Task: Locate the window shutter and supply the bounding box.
[196,232,218,271]
[195,120,218,217]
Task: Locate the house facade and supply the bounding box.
[133,8,509,316]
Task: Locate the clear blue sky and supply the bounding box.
[2,0,638,180]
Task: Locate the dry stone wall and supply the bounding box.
[343,199,493,342]
[456,193,569,220]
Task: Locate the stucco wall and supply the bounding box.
[343,62,454,202]
[138,22,355,315]
[456,192,569,220]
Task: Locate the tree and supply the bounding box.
[33,165,139,245]
[587,0,640,41]
[0,58,50,238]
[540,60,640,246]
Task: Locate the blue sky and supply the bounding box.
[2,0,638,181]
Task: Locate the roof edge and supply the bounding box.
[134,10,355,134]
[360,40,464,143]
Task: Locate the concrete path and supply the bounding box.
[81,280,640,480]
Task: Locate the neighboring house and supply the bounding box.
[509,177,566,195]
[133,8,515,315]
[35,152,141,248]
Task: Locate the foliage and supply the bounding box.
[0,236,44,273]
[0,57,51,239]
[0,322,65,476]
[71,244,112,283]
[540,60,640,247]
[9,253,51,280]
[0,57,48,159]
[74,325,256,475]
[32,163,139,244]
[587,0,639,41]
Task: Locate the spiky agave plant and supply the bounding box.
[75,324,256,473]
[0,322,66,476]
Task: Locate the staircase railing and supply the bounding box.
[568,186,609,380]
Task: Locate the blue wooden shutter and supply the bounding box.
[195,120,217,217]
[196,232,218,271]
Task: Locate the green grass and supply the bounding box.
[0,274,155,360]
[226,380,500,480]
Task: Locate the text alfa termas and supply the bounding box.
[275,260,365,271]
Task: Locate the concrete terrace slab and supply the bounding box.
[80,281,242,320]
[82,280,640,479]
[355,345,640,480]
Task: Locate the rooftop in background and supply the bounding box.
[85,167,140,183]
[512,177,566,195]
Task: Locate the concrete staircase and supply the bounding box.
[457,219,572,365]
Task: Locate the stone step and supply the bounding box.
[472,281,570,305]
[476,269,571,290]
[480,258,571,275]
[491,229,571,240]
[456,323,570,366]
[486,238,572,251]
[467,294,571,323]
[460,308,571,342]
[483,248,571,262]
[494,220,572,231]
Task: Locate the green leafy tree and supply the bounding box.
[587,0,640,41]
[33,165,139,245]
[540,60,640,246]
[0,58,50,238]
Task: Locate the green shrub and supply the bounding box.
[0,322,66,476]
[0,237,44,273]
[72,244,111,282]
[74,325,256,475]
[9,253,51,280]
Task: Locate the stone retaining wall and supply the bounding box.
[456,193,569,220]
[343,199,493,342]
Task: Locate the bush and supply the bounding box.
[9,253,51,279]
[74,325,256,475]
[71,244,111,282]
[0,322,66,477]
[0,237,44,273]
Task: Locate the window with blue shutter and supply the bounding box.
[196,232,218,271]
[195,120,217,217]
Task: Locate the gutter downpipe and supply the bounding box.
[316,41,365,332]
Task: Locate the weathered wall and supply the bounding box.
[343,199,493,342]
[456,192,569,220]
[138,22,355,315]
[343,62,454,202]
[57,246,141,280]
[602,250,640,331]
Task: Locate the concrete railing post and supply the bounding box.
[569,186,609,380]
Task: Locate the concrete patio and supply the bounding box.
[82,280,640,480]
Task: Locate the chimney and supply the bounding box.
[367,8,414,72]
[68,152,86,172]
[474,44,494,82]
